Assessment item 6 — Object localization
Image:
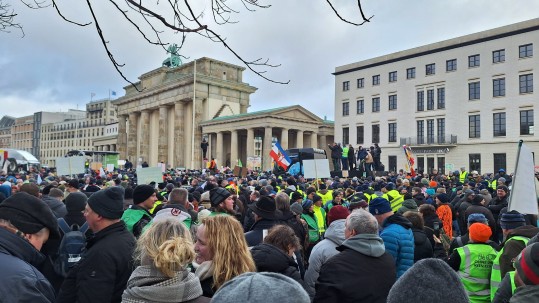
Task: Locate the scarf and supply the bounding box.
[122,265,203,303]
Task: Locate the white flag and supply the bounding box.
[508,142,538,215]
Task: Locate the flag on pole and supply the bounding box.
[37,175,42,185]
[269,141,291,170]
[111,91,117,96]
[508,141,538,215]
[91,93,96,98]
[403,145,416,177]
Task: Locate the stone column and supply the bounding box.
[140,110,150,163]
[216,131,224,168]
[117,115,127,160]
[167,106,175,167]
[158,106,168,164]
[296,130,304,148]
[246,128,254,158]
[281,128,289,150]
[127,112,139,163]
[230,130,238,167]
[263,126,273,171]
[310,132,318,148]
[174,102,185,168]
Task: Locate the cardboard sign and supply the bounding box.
[56,156,86,176]
[137,167,163,185]
[303,159,331,179]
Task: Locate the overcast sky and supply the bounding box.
[2,0,539,120]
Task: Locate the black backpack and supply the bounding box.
[53,218,89,277]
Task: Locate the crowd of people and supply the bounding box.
[0,163,539,302]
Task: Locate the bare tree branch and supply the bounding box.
[0,1,24,36]
[51,0,91,26]
[325,0,373,26]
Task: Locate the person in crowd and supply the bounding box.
[324,189,349,212]
[397,193,418,215]
[121,184,157,238]
[42,186,67,218]
[0,192,59,302]
[445,222,497,303]
[403,211,442,262]
[83,177,100,193]
[57,187,136,303]
[245,196,280,247]
[435,193,453,238]
[419,203,443,248]
[488,185,510,243]
[449,213,500,255]
[369,197,414,278]
[347,144,355,171]
[497,243,539,302]
[250,225,303,285]
[464,194,497,240]
[193,215,255,297]
[122,219,210,303]
[411,186,426,206]
[314,209,396,303]
[457,189,476,235]
[301,199,321,257]
[328,142,342,172]
[211,272,310,303]
[304,205,349,300]
[387,258,469,303]
[208,187,235,216]
[151,188,197,236]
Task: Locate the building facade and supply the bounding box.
[334,18,539,175]
[11,115,34,153]
[0,116,15,149]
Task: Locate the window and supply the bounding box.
[469,115,480,138]
[388,156,397,173]
[372,97,380,112]
[446,59,457,72]
[343,81,350,91]
[469,81,480,100]
[493,49,505,63]
[389,94,397,110]
[520,110,534,135]
[426,63,435,75]
[372,75,380,86]
[417,120,424,144]
[417,157,425,173]
[389,71,397,82]
[468,54,480,68]
[469,154,481,173]
[519,44,533,58]
[427,119,434,144]
[417,91,424,111]
[342,102,349,116]
[356,126,364,144]
[342,127,349,145]
[437,118,445,143]
[388,122,397,142]
[356,99,364,114]
[372,124,380,144]
[427,89,434,110]
[357,78,364,88]
[493,112,506,137]
[407,67,416,79]
[493,78,506,97]
[493,154,507,174]
[520,74,533,93]
[437,157,446,174]
[437,87,445,109]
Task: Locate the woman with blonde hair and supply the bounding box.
[194,215,256,297]
[122,219,210,303]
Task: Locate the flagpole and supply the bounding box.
[508,140,524,211]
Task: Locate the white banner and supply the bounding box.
[509,143,538,214]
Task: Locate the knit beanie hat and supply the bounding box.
[497,185,509,193]
[369,197,392,216]
[500,210,526,230]
[0,192,60,239]
[472,194,485,205]
[468,222,492,243]
[87,187,125,219]
[290,202,303,215]
[212,272,310,303]
[312,194,322,204]
[65,192,88,212]
[421,178,429,185]
[436,193,449,204]
[133,185,155,204]
[514,242,539,285]
[210,187,231,206]
[429,180,438,188]
[327,205,350,226]
[397,199,418,215]
[291,192,303,202]
[467,213,488,224]
[387,258,468,303]
[302,199,313,211]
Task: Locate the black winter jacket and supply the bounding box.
[57,221,136,303]
[251,243,303,285]
[0,228,55,303]
[244,219,280,247]
[411,228,433,262]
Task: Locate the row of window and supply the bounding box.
[416,119,446,144]
[342,43,534,91]
[466,74,533,100]
[468,110,534,138]
[342,122,397,146]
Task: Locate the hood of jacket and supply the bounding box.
[338,233,386,257]
[324,219,346,246]
[0,227,45,268]
[251,243,296,273]
[510,284,539,303]
[42,195,66,214]
[506,225,539,242]
[383,213,413,230]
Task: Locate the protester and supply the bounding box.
[244,195,280,247]
[122,184,157,238]
[208,187,235,216]
[509,243,539,302]
[122,219,210,303]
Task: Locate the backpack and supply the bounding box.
[53,218,89,277]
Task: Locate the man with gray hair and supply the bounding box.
[151,188,198,239]
[314,209,396,303]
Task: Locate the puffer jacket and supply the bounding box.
[304,219,346,299]
[380,213,414,278]
[0,228,56,303]
[250,243,302,285]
